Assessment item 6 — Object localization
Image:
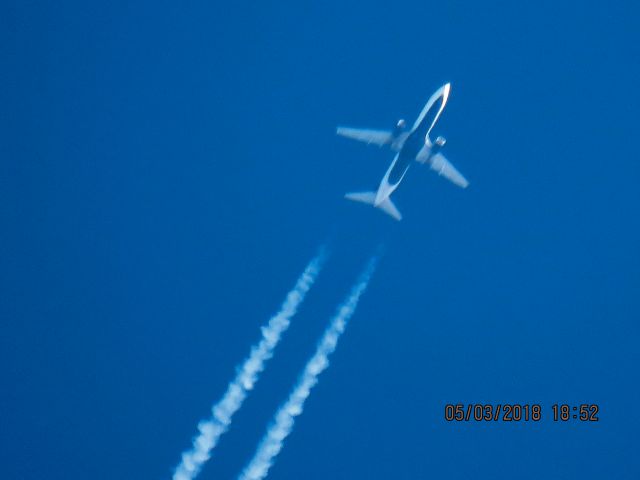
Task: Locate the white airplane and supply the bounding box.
[337,83,468,220]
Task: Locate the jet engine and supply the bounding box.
[430,135,447,155]
[392,119,406,137]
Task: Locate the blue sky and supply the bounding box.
[1,1,639,479]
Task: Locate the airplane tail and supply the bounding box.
[344,191,402,221]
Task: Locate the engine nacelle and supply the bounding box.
[392,119,406,137]
[430,135,446,155]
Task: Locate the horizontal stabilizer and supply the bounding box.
[429,152,469,188]
[336,127,393,147]
[378,197,402,221]
[345,191,376,205]
[345,191,402,221]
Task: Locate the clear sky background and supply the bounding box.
[1,1,639,479]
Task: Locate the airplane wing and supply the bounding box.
[336,127,393,147]
[429,153,469,188]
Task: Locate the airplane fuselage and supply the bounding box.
[374,83,451,206]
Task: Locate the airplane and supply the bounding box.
[337,83,468,220]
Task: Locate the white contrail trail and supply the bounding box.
[238,255,379,480]
[173,248,328,480]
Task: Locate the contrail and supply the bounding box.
[173,248,328,480]
[238,255,379,480]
